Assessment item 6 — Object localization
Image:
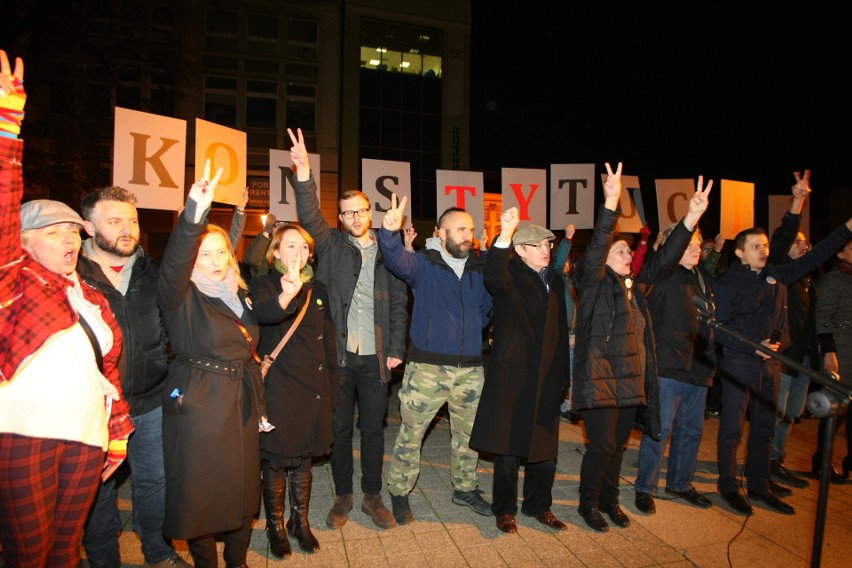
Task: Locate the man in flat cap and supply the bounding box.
[470,208,571,533]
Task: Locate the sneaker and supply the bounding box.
[326,494,353,529]
[452,489,494,516]
[144,554,192,568]
[391,493,414,525]
[362,493,396,529]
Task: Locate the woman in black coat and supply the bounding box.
[572,163,710,533]
[157,163,268,567]
[250,223,340,557]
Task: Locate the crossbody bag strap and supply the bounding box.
[76,313,104,373]
[268,287,312,362]
[230,316,263,364]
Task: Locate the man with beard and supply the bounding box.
[379,196,494,525]
[78,186,189,567]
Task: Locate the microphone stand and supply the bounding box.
[692,296,850,568]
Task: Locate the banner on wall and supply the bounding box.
[720,179,755,239]
[361,159,412,228]
[113,107,186,211]
[195,118,246,207]
[549,164,596,230]
[435,170,484,230]
[655,178,695,230]
[502,168,547,227]
[268,150,321,223]
[768,195,810,238]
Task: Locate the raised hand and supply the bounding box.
[287,127,310,180]
[565,224,576,240]
[603,162,623,210]
[403,226,418,252]
[278,254,303,308]
[382,193,408,232]
[714,233,725,252]
[498,207,520,244]
[479,227,489,250]
[187,159,224,223]
[792,170,812,199]
[682,175,713,231]
[0,50,26,138]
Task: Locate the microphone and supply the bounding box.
[692,295,712,317]
[770,329,782,344]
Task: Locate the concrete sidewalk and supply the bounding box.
[97,381,851,567]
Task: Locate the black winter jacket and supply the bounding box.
[78,248,169,415]
[572,207,693,440]
[293,175,408,383]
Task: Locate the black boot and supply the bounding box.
[287,470,320,553]
[262,461,292,559]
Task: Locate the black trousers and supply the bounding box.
[579,406,637,508]
[717,352,779,493]
[492,455,556,517]
[331,351,389,495]
[187,514,253,568]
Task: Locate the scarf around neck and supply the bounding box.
[273,259,314,282]
[191,266,244,317]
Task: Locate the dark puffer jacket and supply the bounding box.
[572,206,693,439]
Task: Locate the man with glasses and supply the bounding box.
[288,128,409,530]
[470,212,571,533]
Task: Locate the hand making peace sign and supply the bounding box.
[382,193,408,232]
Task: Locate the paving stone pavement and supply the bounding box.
[8,379,850,567]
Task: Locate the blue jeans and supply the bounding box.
[84,406,174,565]
[635,377,708,494]
[772,357,811,460]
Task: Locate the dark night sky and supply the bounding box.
[469,1,852,238]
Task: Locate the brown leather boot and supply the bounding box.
[286,470,320,553]
[326,493,353,529]
[261,461,291,559]
[362,493,397,529]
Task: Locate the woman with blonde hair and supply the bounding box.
[250,223,339,557]
[157,161,268,568]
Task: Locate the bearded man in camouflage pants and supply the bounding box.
[378,197,494,524]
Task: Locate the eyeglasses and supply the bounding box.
[701,247,714,252]
[341,208,370,219]
[523,241,553,251]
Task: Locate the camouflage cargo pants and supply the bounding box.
[387,362,485,496]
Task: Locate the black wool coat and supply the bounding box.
[250,273,340,461]
[157,210,264,540]
[470,245,570,462]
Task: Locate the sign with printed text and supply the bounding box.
[655,178,695,230]
[599,173,643,233]
[436,170,484,230]
[194,118,246,207]
[113,107,186,211]
[361,159,412,228]
[502,168,547,227]
[768,195,810,239]
[550,164,595,230]
[720,179,755,239]
[268,150,321,223]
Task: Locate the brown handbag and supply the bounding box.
[260,288,312,379]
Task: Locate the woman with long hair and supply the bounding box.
[157,161,268,568]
